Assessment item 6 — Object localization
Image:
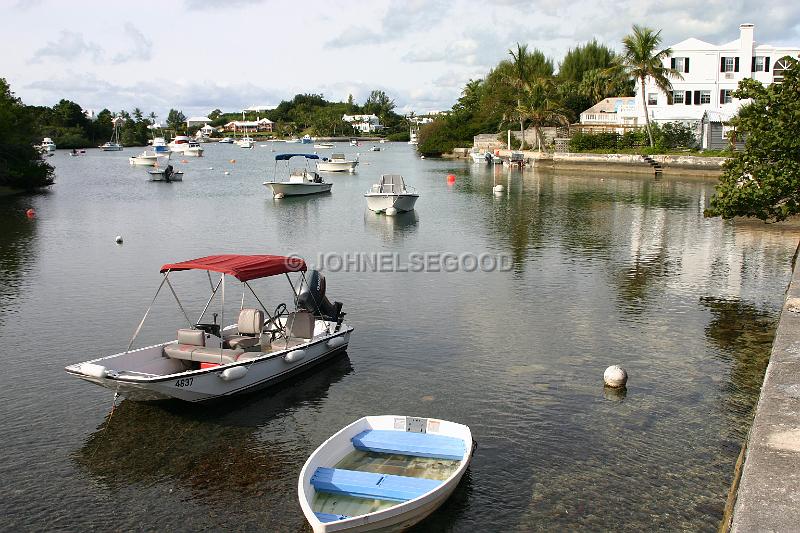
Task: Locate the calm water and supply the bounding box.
[1,143,797,531]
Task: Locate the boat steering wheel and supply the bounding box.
[264,303,289,340]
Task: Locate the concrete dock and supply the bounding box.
[729,245,800,532]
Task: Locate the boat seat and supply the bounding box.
[310,468,441,502]
[164,330,244,364]
[226,308,264,349]
[285,311,315,340]
[314,512,349,523]
[351,430,465,460]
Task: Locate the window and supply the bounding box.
[720,89,733,104]
[774,57,792,83]
[700,90,711,104]
[672,91,684,104]
[647,93,658,105]
[753,56,765,72]
[724,57,734,72]
[671,57,690,73]
[721,56,740,73]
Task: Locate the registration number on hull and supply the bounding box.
[175,377,193,388]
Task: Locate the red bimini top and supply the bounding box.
[160,254,306,282]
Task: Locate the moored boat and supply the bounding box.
[37,137,57,153]
[236,135,255,149]
[64,255,352,402]
[301,134,313,144]
[469,150,492,163]
[151,137,170,153]
[365,175,418,215]
[184,140,204,157]
[147,164,183,181]
[317,153,359,173]
[169,135,191,153]
[298,415,473,532]
[218,137,234,144]
[129,150,163,166]
[314,143,334,149]
[99,118,123,150]
[265,153,332,197]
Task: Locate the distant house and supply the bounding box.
[222,118,274,133]
[578,97,640,132]
[342,114,384,133]
[199,124,216,137]
[186,116,212,128]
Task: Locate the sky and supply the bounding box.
[2,0,799,119]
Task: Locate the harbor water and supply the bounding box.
[0,143,797,531]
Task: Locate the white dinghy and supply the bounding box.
[365,175,418,215]
[265,153,332,198]
[317,153,359,173]
[299,415,473,532]
[65,255,353,402]
[147,163,183,181]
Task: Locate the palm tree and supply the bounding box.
[517,78,572,151]
[613,25,681,146]
[505,44,555,150]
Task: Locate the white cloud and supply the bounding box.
[112,23,153,64]
[31,30,104,63]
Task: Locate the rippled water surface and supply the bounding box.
[1,143,797,531]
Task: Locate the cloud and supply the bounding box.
[113,23,153,63]
[31,30,104,63]
[325,27,388,48]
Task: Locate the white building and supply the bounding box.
[641,23,799,146]
[222,118,274,132]
[186,116,212,128]
[579,97,639,131]
[342,114,383,133]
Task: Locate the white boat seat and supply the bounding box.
[285,311,315,340]
[226,308,264,349]
[164,344,244,365]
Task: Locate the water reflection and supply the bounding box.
[363,210,418,243]
[74,354,353,492]
[0,197,39,327]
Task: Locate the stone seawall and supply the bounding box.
[728,243,800,532]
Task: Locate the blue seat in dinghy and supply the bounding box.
[351,430,465,460]
[310,467,441,502]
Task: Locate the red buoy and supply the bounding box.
[26,208,36,218]
[447,174,456,183]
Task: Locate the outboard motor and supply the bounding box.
[297,270,344,328]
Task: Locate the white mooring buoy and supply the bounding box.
[603,365,628,388]
[493,184,505,193]
[115,235,123,244]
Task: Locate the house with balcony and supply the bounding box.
[342,114,384,133]
[577,97,639,133]
[221,118,274,133]
[639,23,799,147]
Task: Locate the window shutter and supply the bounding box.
[685,58,690,73]
[765,57,770,72]
[671,58,676,70]
[668,92,673,105]
[752,57,756,72]
[694,91,701,105]
[685,91,691,105]
[720,90,724,104]
[734,57,739,72]
[720,57,725,72]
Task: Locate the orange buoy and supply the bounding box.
[230,159,236,164]
[26,208,36,218]
[447,174,456,183]
[181,159,189,163]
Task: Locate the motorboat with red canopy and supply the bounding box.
[65,254,352,402]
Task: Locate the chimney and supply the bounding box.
[740,23,755,54]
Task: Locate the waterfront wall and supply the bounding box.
[728,244,800,532]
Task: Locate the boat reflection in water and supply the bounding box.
[74,354,353,495]
[363,210,418,243]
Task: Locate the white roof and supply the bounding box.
[186,116,211,122]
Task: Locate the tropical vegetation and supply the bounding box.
[705,57,800,222]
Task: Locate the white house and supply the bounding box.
[342,114,383,133]
[186,116,212,128]
[639,23,799,145]
[578,97,639,131]
[221,118,274,132]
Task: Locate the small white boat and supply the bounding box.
[365,175,418,215]
[369,146,381,152]
[408,127,418,146]
[151,137,170,153]
[64,256,352,402]
[301,134,313,144]
[184,140,204,157]
[349,139,358,147]
[218,137,234,144]
[379,139,387,144]
[298,415,474,532]
[129,150,163,166]
[100,120,123,150]
[147,164,183,181]
[317,153,359,173]
[286,138,301,144]
[37,137,57,153]
[169,135,191,153]
[314,143,334,149]
[469,150,491,163]
[236,136,255,149]
[265,153,332,197]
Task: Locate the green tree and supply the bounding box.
[612,25,681,146]
[517,78,572,151]
[505,44,554,149]
[705,58,800,222]
[363,90,395,124]
[208,109,222,121]
[0,78,54,190]
[166,108,186,132]
[559,40,616,83]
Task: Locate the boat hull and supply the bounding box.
[148,171,184,181]
[65,327,353,402]
[299,415,473,533]
[364,194,418,213]
[267,182,332,196]
[130,156,160,166]
[184,148,204,157]
[317,161,358,173]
